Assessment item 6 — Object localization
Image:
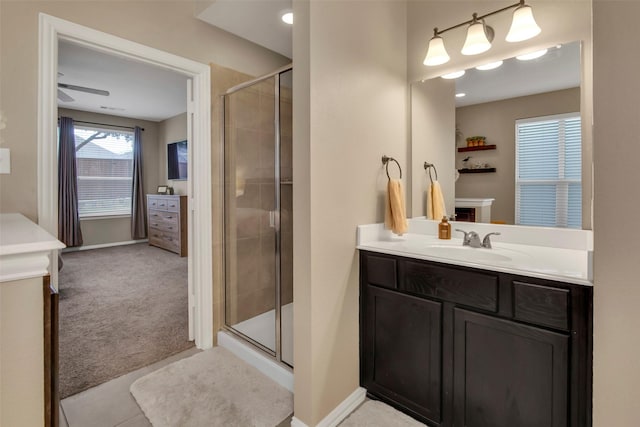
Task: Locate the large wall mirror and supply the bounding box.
[411,40,592,230]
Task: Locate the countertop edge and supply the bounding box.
[357,245,593,287]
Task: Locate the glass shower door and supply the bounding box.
[224,76,277,354]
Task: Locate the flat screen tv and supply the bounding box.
[167,140,187,180]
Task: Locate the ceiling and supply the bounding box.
[454,41,581,107]
[57,40,188,122]
[195,0,293,58]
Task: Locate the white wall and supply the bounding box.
[293,1,408,424]
[592,1,640,425]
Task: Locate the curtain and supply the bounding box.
[58,116,83,247]
[131,126,147,239]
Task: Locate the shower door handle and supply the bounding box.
[269,210,280,229]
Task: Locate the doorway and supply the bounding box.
[37,14,213,349]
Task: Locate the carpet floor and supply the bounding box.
[58,243,193,399]
[130,346,293,427]
[340,400,426,427]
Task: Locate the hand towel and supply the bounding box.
[385,179,408,235]
[427,181,447,220]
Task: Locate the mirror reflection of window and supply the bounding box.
[515,113,581,228]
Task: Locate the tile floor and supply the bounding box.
[60,347,201,427]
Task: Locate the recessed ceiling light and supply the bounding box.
[475,60,503,71]
[441,70,465,79]
[516,49,548,61]
[281,12,293,25]
[455,93,466,98]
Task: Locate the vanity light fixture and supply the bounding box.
[281,11,293,25]
[516,48,548,61]
[441,70,466,79]
[476,60,504,71]
[455,93,466,98]
[423,0,541,66]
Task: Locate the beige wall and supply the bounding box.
[0,0,289,222]
[158,113,188,196]
[592,1,640,425]
[0,277,45,427]
[455,88,580,225]
[293,1,407,424]
[411,78,456,217]
[58,108,160,246]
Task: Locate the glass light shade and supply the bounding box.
[461,22,492,55]
[441,70,465,79]
[506,5,541,42]
[476,60,503,71]
[423,36,450,66]
[516,49,548,61]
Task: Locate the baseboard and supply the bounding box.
[217,330,294,392]
[62,239,148,252]
[291,387,366,427]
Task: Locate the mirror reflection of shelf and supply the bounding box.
[457,144,496,152]
[458,168,496,174]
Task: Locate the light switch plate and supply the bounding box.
[0,148,11,174]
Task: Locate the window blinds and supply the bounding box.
[74,127,134,217]
[515,113,581,228]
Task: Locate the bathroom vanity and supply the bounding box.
[357,220,593,427]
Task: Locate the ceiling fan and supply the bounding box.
[57,82,110,102]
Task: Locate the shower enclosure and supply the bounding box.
[222,65,293,367]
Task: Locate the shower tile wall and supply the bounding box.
[226,77,282,326]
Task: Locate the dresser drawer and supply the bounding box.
[158,211,179,224]
[166,198,181,212]
[149,230,180,252]
[513,281,570,330]
[148,198,161,210]
[401,261,498,312]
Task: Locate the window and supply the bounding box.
[515,113,581,228]
[74,126,134,217]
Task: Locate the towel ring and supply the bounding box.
[424,162,438,183]
[382,155,402,180]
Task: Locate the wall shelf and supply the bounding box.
[457,144,497,152]
[458,168,496,174]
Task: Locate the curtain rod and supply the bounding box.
[58,118,145,131]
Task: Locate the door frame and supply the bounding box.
[37,13,213,349]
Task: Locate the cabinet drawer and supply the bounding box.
[148,198,160,210]
[402,261,498,312]
[513,281,569,330]
[166,199,181,212]
[158,211,179,224]
[365,254,397,289]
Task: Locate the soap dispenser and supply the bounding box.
[438,216,451,239]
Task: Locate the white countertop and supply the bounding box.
[357,220,593,286]
[0,213,65,282]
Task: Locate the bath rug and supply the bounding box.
[340,400,426,427]
[130,346,292,426]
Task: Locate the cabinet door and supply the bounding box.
[453,308,569,427]
[363,285,442,425]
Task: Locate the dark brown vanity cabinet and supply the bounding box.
[359,251,592,427]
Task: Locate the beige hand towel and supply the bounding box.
[385,179,408,235]
[426,181,447,220]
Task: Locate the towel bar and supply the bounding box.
[424,162,439,183]
[382,155,402,180]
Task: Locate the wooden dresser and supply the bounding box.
[147,194,187,256]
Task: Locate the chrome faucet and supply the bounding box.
[455,229,501,249]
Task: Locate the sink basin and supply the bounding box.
[424,245,512,262]
[423,245,513,262]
